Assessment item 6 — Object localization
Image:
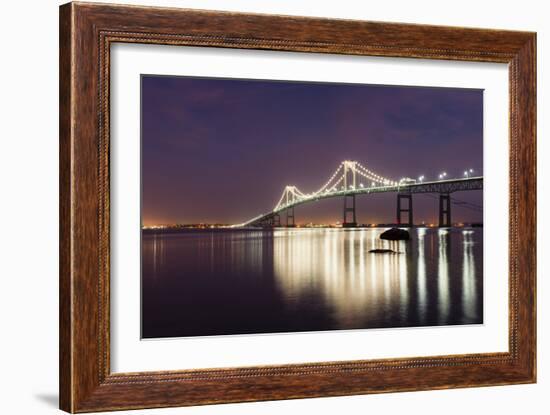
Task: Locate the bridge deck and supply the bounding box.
[237,176,482,227]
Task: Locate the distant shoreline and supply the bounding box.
[142,224,483,234]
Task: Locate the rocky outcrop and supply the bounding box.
[380,227,410,241]
[368,249,399,254]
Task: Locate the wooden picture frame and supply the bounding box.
[59,2,536,412]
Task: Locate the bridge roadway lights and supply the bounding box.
[343,194,357,228]
[439,193,452,227]
[396,193,413,227]
[286,206,295,227]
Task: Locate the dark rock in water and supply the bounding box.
[380,227,410,241]
[369,249,399,254]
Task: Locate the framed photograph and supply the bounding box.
[59,2,536,412]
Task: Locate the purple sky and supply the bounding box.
[141,75,483,226]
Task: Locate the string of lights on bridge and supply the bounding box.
[274,160,477,211]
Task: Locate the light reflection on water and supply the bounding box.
[438,229,450,324]
[417,227,427,324]
[272,229,410,328]
[462,230,478,320]
[142,228,483,338]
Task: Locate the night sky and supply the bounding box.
[141,75,483,226]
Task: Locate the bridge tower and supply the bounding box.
[272,213,281,227]
[439,193,452,227]
[342,161,358,227]
[284,186,296,227]
[343,160,357,190]
[396,193,413,227]
[343,195,357,227]
[286,206,295,227]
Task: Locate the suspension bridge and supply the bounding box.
[234,160,482,228]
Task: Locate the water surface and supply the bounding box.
[142,227,483,338]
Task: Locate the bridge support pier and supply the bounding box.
[286,206,295,227]
[397,194,413,227]
[343,194,357,227]
[273,213,281,227]
[439,193,452,227]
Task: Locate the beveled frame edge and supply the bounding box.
[59,2,536,413]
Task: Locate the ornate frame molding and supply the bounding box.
[60,2,536,412]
